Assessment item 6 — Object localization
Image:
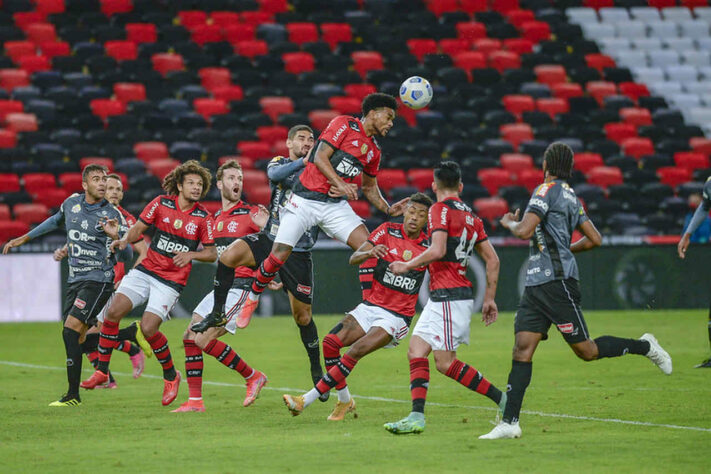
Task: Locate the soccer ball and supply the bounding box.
[399,76,433,110]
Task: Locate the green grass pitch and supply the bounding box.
[0,310,709,473]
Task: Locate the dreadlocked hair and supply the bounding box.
[162,160,212,200]
[543,142,574,180]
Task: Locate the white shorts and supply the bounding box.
[412,299,474,351]
[274,191,363,247]
[116,270,180,322]
[349,303,409,348]
[192,289,249,335]
[96,292,114,323]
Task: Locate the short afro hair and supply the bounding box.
[362,93,398,116]
[433,161,461,190]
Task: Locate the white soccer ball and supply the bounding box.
[399,76,433,110]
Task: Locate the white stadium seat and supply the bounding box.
[670,93,702,109]
[648,81,683,95]
[661,7,693,22]
[647,20,679,39]
[663,37,694,52]
[630,7,661,22]
[665,65,699,83]
[682,51,711,67]
[614,20,647,39]
[631,66,665,83]
[686,107,711,127]
[582,22,615,39]
[599,7,630,23]
[696,38,711,51]
[599,38,631,53]
[685,82,711,95]
[648,50,681,68]
[631,38,662,51]
[679,20,710,40]
[694,7,711,21]
[701,94,711,106]
[566,7,598,25]
[615,50,647,67]
[698,66,711,80]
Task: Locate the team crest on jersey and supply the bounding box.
[536,183,554,196]
[360,143,368,155]
[403,250,413,261]
[71,204,81,213]
[185,222,198,235]
[217,221,224,232]
[81,220,88,230]
[173,219,183,230]
[227,221,238,233]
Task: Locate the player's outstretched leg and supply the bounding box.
[638,334,672,374]
[439,357,507,415]
[191,262,235,332]
[384,357,428,434]
[202,338,267,407]
[479,359,529,440]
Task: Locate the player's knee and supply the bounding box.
[139,321,157,339]
[293,308,312,326]
[574,347,597,362]
[273,243,292,260]
[434,358,452,374]
[512,345,534,362]
[194,333,211,350]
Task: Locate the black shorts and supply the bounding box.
[514,278,589,344]
[241,232,314,305]
[62,280,113,327]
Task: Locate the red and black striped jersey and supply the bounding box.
[137,195,214,291]
[428,197,487,301]
[113,205,139,284]
[212,201,261,279]
[358,256,377,300]
[294,115,381,201]
[364,222,429,318]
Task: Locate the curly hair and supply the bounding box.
[162,160,212,200]
[543,142,574,180]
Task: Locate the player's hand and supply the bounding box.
[2,235,29,254]
[172,251,193,268]
[369,244,388,259]
[387,197,410,217]
[678,233,691,259]
[481,299,498,326]
[267,280,283,291]
[500,209,521,229]
[388,261,410,275]
[328,182,358,199]
[250,204,270,230]
[110,239,128,252]
[99,217,120,240]
[53,245,68,261]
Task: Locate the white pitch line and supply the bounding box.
[2,360,709,433]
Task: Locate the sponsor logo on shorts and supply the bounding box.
[74,298,86,309]
[296,284,312,295]
[557,323,574,334]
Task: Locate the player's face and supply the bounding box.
[287,131,314,159]
[105,177,123,206]
[178,173,204,203]
[219,168,243,203]
[403,201,429,235]
[83,171,107,201]
[370,107,396,137]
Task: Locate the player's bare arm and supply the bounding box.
[571,220,602,254]
[349,241,388,265]
[2,234,30,254]
[312,141,357,200]
[132,239,148,268]
[474,239,500,326]
[173,245,217,268]
[500,209,541,240]
[111,220,149,252]
[389,230,447,275]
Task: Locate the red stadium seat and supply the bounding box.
[502,94,535,116]
[272,140,288,157]
[478,168,514,195]
[690,137,711,155]
[349,200,371,218]
[586,166,623,188]
[5,113,38,132]
[521,21,550,43]
[585,53,616,73]
[0,100,24,120]
[674,152,710,171]
[224,24,256,43]
[321,23,352,50]
[286,23,319,46]
[18,55,51,73]
[105,40,137,61]
[235,40,269,58]
[682,0,709,8]
[439,39,470,57]
[604,122,637,144]
[647,0,675,6]
[407,168,433,191]
[507,9,535,28]
[0,204,9,220]
[551,83,583,99]
[151,53,185,75]
[240,11,274,26]
[178,11,208,29]
[5,41,35,62]
[13,203,49,225]
[256,125,288,144]
[453,51,487,70]
[0,130,17,148]
[492,0,520,13]
[113,82,146,103]
[245,184,273,206]
[126,23,157,44]
[503,38,534,54]
[90,99,126,120]
[260,96,294,122]
[211,11,240,27]
[619,107,652,126]
[58,172,83,193]
[13,11,46,29]
[344,83,376,101]
[199,67,231,90]
[500,153,534,173]
[474,38,503,54]
[534,64,567,86]
[474,197,509,221]
[657,166,692,188]
[191,24,223,45]
[212,85,244,102]
[134,142,169,161]
[237,141,272,160]
[536,97,569,118]
[259,0,289,14]
[242,169,269,187]
[0,220,30,243]
[489,50,521,71]
[426,0,458,16]
[618,82,650,102]
[0,174,21,193]
[621,137,654,159]
[517,168,544,191]
[282,52,315,74]
[407,39,438,62]
[574,152,604,173]
[39,41,70,58]
[147,159,180,181]
[456,22,487,44]
[586,81,617,104]
[501,123,533,149]
[23,173,56,194]
[194,98,229,119]
[351,51,384,78]
[79,157,114,172]
[26,23,56,44]
[584,0,614,8]
[329,96,361,115]
[36,0,66,15]
[101,0,133,17]
[308,110,339,131]
[460,0,488,13]
[2,70,30,91]
[219,155,256,169]
[377,169,408,193]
